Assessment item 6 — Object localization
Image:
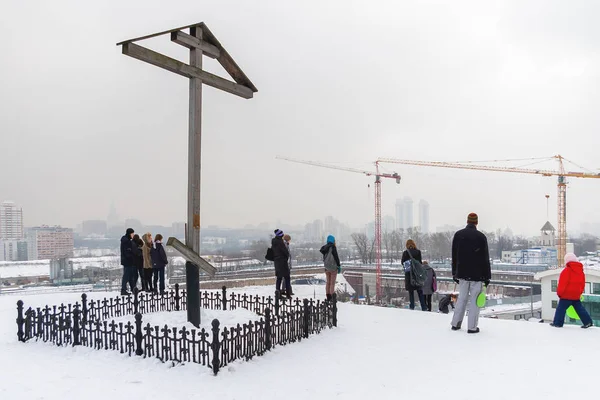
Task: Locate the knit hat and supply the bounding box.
[327,235,335,244]
[274,229,284,237]
[564,253,578,265]
[467,213,478,225]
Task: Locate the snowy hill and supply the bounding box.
[1,286,598,399]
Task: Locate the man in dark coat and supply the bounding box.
[272,229,291,299]
[120,228,138,295]
[450,213,491,333]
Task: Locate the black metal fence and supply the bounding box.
[16,285,337,375]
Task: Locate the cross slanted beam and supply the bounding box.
[122,43,253,99]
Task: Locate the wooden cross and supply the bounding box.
[117,22,257,326]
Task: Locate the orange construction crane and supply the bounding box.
[276,156,401,300]
[378,155,600,266]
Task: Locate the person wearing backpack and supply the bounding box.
[450,213,491,334]
[272,229,292,299]
[422,261,437,312]
[320,235,341,302]
[151,234,169,295]
[402,240,427,311]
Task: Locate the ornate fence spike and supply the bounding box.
[16,300,25,342]
[332,293,338,327]
[134,313,143,356]
[222,286,227,310]
[175,284,181,311]
[211,319,221,376]
[73,305,81,346]
[265,308,272,351]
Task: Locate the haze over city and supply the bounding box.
[1,0,599,237]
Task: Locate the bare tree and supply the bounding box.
[351,233,370,264]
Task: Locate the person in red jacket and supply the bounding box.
[551,253,594,328]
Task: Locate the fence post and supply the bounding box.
[73,305,81,346]
[303,299,309,339]
[174,284,181,311]
[211,319,221,376]
[16,300,25,342]
[332,293,338,327]
[133,288,139,315]
[274,290,280,316]
[81,293,88,325]
[265,308,272,351]
[222,286,227,311]
[135,313,143,356]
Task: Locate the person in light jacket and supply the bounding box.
[151,234,169,295]
[141,233,154,293]
[422,261,437,312]
[320,235,341,302]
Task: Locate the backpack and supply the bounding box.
[407,250,426,288]
[265,247,274,262]
[324,248,337,271]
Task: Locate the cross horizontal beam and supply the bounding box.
[122,42,254,99]
[170,31,220,58]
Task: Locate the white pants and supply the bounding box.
[451,280,483,331]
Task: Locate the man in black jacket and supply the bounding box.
[120,228,138,295]
[272,229,292,299]
[450,213,491,334]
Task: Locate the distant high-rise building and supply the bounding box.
[0,201,24,240]
[304,219,324,242]
[107,203,120,228]
[27,226,74,260]
[0,240,28,261]
[383,215,395,233]
[325,216,341,238]
[395,197,414,231]
[82,220,107,236]
[418,200,430,234]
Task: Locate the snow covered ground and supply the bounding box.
[1,284,599,399]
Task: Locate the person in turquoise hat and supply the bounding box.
[320,235,341,302]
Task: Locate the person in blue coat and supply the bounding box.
[151,234,169,295]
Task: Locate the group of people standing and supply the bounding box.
[404,212,594,333]
[120,228,169,296]
[402,213,492,334]
[270,229,341,301]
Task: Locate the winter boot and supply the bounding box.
[326,294,332,302]
[451,322,462,331]
[582,322,593,329]
[467,328,480,334]
[121,290,130,296]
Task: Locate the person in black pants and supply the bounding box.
[422,261,436,311]
[120,228,138,296]
[132,234,144,290]
[401,239,427,311]
[151,234,169,294]
[272,229,292,299]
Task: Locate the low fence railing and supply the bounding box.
[16,285,337,375]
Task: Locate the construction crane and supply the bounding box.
[378,155,600,266]
[276,156,401,300]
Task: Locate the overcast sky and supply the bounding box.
[1,0,599,236]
